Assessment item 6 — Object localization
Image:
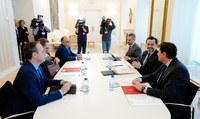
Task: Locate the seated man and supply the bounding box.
[5,41,71,118]
[38,38,60,66]
[55,36,82,67]
[132,36,162,75]
[123,33,142,63]
[132,42,190,119]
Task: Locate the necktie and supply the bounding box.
[143,53,150,65]
[156,65,166,86]
[127,45,131,54]
[37,68,44,89]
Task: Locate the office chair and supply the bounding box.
[0,81,34,119]
[165,81,199,119]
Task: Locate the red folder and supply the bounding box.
[61,67,81,72]
[121,86,144,94]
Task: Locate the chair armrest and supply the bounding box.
[4,111,35,119]
[164,102,191,107]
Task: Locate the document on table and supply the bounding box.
[121,78,133,83]
[47,95,68,105]
[126,94,163,106]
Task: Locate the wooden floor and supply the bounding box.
[1,42,199,119]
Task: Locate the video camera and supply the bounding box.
[100,16,107,27]
[30,15,44,29]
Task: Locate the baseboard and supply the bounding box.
[0,66,18,79]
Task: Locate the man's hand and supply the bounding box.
[60,81,71,94]
[20,42,22,46]
[132,80,143,92]
[54,57,60,65]
[77,54,82,60]
[123,56,130,61]
[36,22,39,26]
[132,61,141,69]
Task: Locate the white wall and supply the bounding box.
[135,0,150,46]
[12,0,34,41]
[126,0,137,31]
[169,0,200,65]
[64,0,121,41]
[120,0,127,41]
[32,0,52,41]
[0,0,20,78]
[58,0,65,32]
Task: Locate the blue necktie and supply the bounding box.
[37,68,44,91]
[156,65,166,86]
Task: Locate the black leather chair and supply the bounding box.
[0,81,34,119]
[165,81,199,119]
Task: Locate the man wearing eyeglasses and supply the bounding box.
[132,36,162,76]
[55,36,82,67]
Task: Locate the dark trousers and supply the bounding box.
[77,41,87,54]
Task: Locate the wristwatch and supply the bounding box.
[141,86,145,93]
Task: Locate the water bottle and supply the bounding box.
[107,58,112,70]
[82,78,89,92]
[109,75,115,91]
[81,62,86,76]
[86,52,90,60]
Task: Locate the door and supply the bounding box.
[83,10,101,42]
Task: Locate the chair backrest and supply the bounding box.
[69,35,77,47]
[0,81,12,117]
[42,63,60,79]
[185,82,199,105]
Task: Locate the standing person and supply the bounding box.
[55,36,82,67]
[123,33,142,64]
[33,15,51,41]
[18,19,29,62]
[75,18,89,54]
[132,42,190,119]
[132,36,162,75]
[5,41,71,118]
[14,19,22,62]
[100,18,115,53]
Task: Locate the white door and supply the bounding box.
[83,10,102,42]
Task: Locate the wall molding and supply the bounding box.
[0,66,19,79]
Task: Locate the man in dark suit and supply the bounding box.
[38,38,60,66]
[123,33,142,63]
[132,42,190,119]
[132,36,162,75]
[55,36,82,67]
[5,42,71,118]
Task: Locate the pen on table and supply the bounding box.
[114,65,123,67]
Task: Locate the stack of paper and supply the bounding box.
[121,86,163,106]
[112,65,135,74]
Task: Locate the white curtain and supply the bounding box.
[170,0,200,65]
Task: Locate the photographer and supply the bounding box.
[100,17,115,53]
[75,18,89,54]
[33,15,51,41]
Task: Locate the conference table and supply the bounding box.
[34,53,170,119]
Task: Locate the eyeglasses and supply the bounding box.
[64,41,70,43]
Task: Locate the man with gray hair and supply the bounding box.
[123,33,142,63]
[55,36,82,67]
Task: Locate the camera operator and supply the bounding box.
[100,17,115,53]
[75,18,89,54]
[33,15,51,41]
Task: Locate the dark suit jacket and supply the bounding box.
[137,50,162,76]
[55,44,77,67]
[141,58,190,119]
[18,26,29,43]
[125,43,142,63]
[5,61,62,117]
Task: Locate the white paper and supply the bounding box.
[126,94,163,106]
[62,72,80,77]
[47,95,68,105]
[121,78,133,83]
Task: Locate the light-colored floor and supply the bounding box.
[0,42,126,87]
